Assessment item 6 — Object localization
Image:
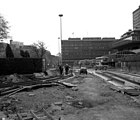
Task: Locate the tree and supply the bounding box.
[20,50,30,58]
[24,50,30,57]
[6,44,14,58]
[0,15,9,41]
[20,50,25,57]
[32,41,48,58]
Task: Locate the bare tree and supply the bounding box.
[0,15,9,41]
[32,41,47,58]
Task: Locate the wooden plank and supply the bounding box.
[17,113,23,120]
[30,110,39,120]
[43,108,54,120]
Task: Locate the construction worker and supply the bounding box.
[58,65,63,76]
[65,64,70,75]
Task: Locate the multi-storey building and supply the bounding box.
[112,6,140,52]
[61,37,116,65]
[133,6,140,30]
[112,29,140,51]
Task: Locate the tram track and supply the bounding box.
[0,74,74,99]
[94,70,140,96]
[0,75,61,88]
[105,71,140,86]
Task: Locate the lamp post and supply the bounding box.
[58,14,63,64]
[59,14,63,41]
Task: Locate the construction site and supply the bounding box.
[0,67,140,120]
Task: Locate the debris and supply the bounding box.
[33,72,46,78]
[54,102,63,106]
[65,96,73,100]
[58,81,77,87]
[28,93,35,97]
[4,74,22,83]
[124,89,140,96]
[43,108,54,120]
[51,104,62,110]
[71,87,78,91]
[51,101,63,110]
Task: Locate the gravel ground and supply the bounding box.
[0,71,140,120]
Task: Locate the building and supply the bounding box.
[10,40,24,48]
[112,29,140,51]
[133,6,140,30]
[61,37,116,65]
[10,40,37,58]
[111,6,140,52]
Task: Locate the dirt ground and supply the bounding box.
[1,71,140,120]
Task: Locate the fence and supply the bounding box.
[0,58,43,75]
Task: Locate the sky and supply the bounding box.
[0,0,139,55]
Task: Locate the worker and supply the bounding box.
[65,64,70,75]
[58,65,63,76]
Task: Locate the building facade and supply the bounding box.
[112,29,140,51]
[133,6,140,30]
[111,6,140,52]
[61,37,116,65]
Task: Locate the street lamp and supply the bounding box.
[59,14,63,41]
[58,14,63,64]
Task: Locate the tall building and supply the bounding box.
[61,37,116,65]
[111,6,140,52]
[133,6,140,30]
[112,29,140,51]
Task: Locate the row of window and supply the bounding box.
[62,43,110,47]
[62,46,107,50]
[62,52,108,58]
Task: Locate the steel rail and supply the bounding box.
[95,71,140,96]
[0,74,74,99]
[103,71,140,86]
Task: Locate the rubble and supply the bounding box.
[28,93,35,97]
[0,72,140,120]
[0,74,23,84]
[33,72,47,79]
[71,87,78,91]
[51,103,62,110]
[58,81,77,88]
[65,96,73,100]
[0,74,32,87]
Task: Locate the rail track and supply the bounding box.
[94,70,140,96]
[0,75,62,88]
[104,71,140,85]
[0,74,74,99]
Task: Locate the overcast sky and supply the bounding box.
[0,0,139,55]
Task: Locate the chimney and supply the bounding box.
[10,40,13,45]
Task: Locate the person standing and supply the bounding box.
[65,64,70,75]
[58,65,63,76]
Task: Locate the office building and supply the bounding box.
[61,37,116,65]
[133,6,140,30]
